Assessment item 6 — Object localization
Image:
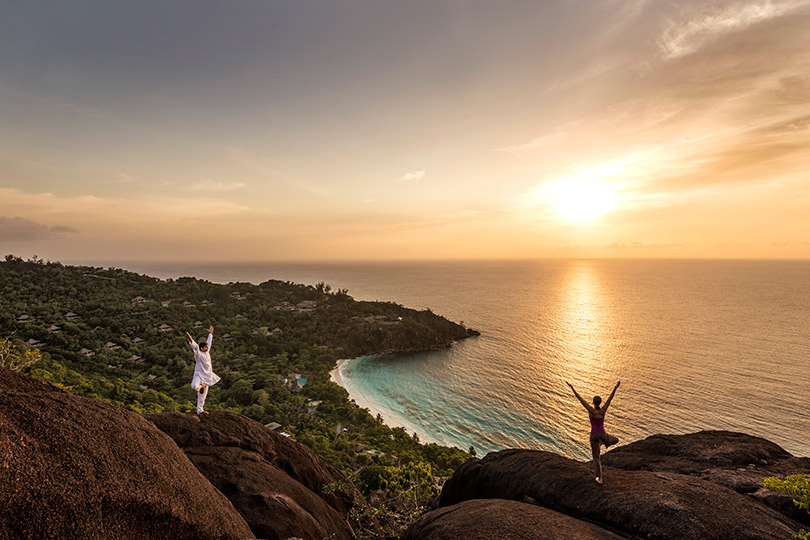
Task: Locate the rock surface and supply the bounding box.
[402,498,625,540]
[145,411,359,540]
[0,368,254,540]
[602,430,810,524]
[439,448,803,540]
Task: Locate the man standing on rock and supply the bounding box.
[186,325,220,415]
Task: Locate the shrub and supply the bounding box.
[763,475,809,540]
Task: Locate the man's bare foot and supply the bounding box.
[595,476,603,484]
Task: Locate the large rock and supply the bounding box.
[440,449,803,540]
[402,498,624,540]
[145,411,359,540]
[0,368,254,540]
[602,431,810,523]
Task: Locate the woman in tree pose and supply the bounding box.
[186,325,220,415]
[566,380,621,484]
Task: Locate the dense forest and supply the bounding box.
[0,255,477,495]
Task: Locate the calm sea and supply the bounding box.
[117,259,810,459]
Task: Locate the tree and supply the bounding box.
[0,335,42,371]
[763,475,810,540]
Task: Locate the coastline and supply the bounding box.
[329,357,441,445]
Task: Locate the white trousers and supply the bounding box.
[196,385,209,414]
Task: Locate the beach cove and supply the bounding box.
[330,356,444,444]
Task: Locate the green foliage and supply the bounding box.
[0,335,42,371]
[326,462,442,539]
[763,475,810,540]
[0,255,474,537]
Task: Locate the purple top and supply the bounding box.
[589,415,605,434]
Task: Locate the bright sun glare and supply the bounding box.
[546,178,619,223]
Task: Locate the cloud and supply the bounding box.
[398,170,426,181]
[0,216,78,240]
[0,188,255,226]
[110,173,133,184]
[192,180,247,192]
[658,0,810,60]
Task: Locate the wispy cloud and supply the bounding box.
[0,216,78,240]
[0,188,254,225]
[398,170,426,182]
[659,0,810,59]
[192,180,247,192]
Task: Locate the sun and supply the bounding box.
[544,177,620,223]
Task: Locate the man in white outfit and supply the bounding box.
[186,325,221,414]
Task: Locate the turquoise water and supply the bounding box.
[121,259,810,459]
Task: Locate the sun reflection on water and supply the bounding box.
[558,262,614,386]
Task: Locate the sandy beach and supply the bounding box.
[329,357,437,443]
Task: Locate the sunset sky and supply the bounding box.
[1,0,809,262]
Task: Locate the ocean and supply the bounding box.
[118,259,810,459]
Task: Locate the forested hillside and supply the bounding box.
[0,255,475,489]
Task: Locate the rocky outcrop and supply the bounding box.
[0,368,254,540]
[437,448,803,540]
[401,498,625,540]
[602,430,810,524]
[145,411,360,540]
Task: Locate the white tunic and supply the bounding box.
[190,333,221,389]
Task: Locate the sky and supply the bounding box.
[1,0,809,262]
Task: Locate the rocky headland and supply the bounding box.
[2,367,808,540]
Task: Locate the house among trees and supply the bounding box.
[26,338,43,348]
[131,296,146,305]
[158,324,173,332]
[193,321,204,328]
[64,312,79,320]
[127,354,143,363]
[297,300,317,311]
[104,342,121,351]
[264,422,282,431]
[47,325,61,334]
[182,301,195,308]
[131,337,145,345]
[221,333,233,342]
[272,327,283,334]
[91,326,105,334]
[16,315,32,323]
[231,291,245,301]
[200,300,213,306]
[79,348,95,357]
[305,400,322,415]
[233,314,246,320]
[161,300,171,307]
